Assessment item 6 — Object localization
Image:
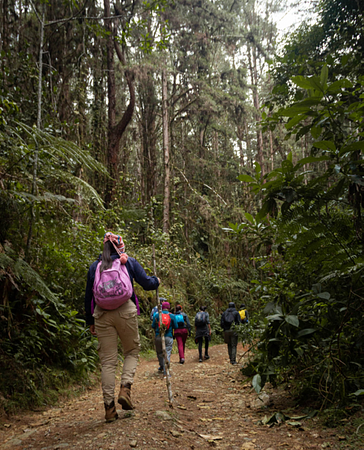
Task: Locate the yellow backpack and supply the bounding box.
[239,309,246,321]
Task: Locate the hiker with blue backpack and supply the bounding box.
[152,301,177,375]
[221,302,241,365]
[194,305,211,362]
[84,232,160,422]
[174,304,192,364]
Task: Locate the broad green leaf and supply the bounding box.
[287,151,293,162]
[320,65,328,89]
[285,315,299,327]
[244,212,254,224]
[339,141,364,155]
[266,314,284,321]
[292,75,322,92]
[297,155,330,165]
[238,174,256,183]
[282,159,293,174]
[279,98,322,117]
[317,292,330,300]
[341,54,350,66]
[313,141,336,152]
[291,76,316,90]
[252,374,262,394]
[350,389,364,397]
[285,114,305,130]
[311,126,322,139]
[297,328,317,338]
[327,79,353,93]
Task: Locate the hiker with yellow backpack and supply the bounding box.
[239,303,249,324]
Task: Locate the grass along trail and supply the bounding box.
[0,343,348,449]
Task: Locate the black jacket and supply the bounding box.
[84,254,159,325]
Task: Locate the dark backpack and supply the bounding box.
[195,311,206,327]
[223,309,236,330]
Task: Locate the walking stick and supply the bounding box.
[152,244,173,407]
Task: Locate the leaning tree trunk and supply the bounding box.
[104,0,135,206]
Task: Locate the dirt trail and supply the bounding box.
[1,343,343,450]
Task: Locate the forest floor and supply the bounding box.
[0,343,362,450]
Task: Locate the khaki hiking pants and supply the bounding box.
[94,299,140,405]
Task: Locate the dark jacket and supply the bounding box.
[220,307,241,331]
[85,254,159,325]
[195,311,210,339]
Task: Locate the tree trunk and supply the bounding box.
[162,69,170,234]
[248,44,265,178]
[104,0,135,206]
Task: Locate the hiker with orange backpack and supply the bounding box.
[84,232,160,422]
[152,300,177,376]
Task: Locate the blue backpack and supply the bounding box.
[175,313,186,329]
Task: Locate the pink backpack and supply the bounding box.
[92,259,133,310]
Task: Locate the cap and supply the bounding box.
[162,301,171,310]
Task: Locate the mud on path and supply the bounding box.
[1,343,345,450]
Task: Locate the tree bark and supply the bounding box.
[248,44,265,178]
[162,69,170,234]
[104,0,135,206]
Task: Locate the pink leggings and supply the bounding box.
[174,328,188,360]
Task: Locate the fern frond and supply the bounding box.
[0,252,61,311]
[14,122,109,176]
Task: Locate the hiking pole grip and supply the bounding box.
[152,244,173,407]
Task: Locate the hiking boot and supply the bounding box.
[204,355,210,360]
[104,400,118,422]
[199,358,203,363]
[180,358,185,364]
[118,383,134,410]
[231,361,237,365]
[158,366,163,372]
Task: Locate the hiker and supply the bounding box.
[151,297,168,372]
[152,301,177,376]
[220,302,241,365]
[84,232,160,422]
[150,297,165,321]
[239,303,249,324]
[174,304,192,364]
[194,305,211,362]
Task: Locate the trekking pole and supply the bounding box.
[152,244,173,407]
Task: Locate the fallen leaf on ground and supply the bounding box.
[170,430,182,437]
[241,443,256,449]
[287,421,302,427]
[199,434,223,440]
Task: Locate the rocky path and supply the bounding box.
[1,343,344,450]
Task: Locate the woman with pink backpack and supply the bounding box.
[84,232,160,422]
